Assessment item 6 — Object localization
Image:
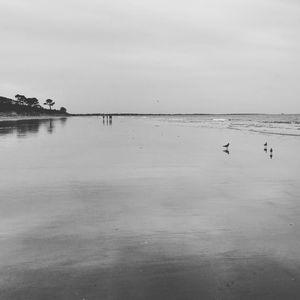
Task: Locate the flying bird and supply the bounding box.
[264,142,267,147]
[223,143,230,148]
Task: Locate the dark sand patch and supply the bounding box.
[1,249,299,300]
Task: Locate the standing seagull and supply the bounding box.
[223,143,230,148]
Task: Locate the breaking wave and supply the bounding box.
[155,114,300,136]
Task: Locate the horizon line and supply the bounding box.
[71,112,299,116]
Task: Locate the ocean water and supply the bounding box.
[0,115,300,299]
[152,114,300,136]
[0,114,300,138]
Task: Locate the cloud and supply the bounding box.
[1,0,300,113]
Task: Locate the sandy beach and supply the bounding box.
[0,116,300,299]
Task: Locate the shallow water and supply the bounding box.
[0,116,300,299]
[156,114,300,136]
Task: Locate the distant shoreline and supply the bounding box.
[0,95,68,119]
[1,113,298,123]
[70,113,296,116]
[0,114,69,122]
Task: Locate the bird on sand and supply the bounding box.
[264,142,267,147]
[223,143,230,148]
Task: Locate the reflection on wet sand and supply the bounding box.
[1,232,299,300]
[1,116,300,299]
[0,117,67,137]
[102,115,113,126]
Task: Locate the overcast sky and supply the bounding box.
[1,0,300,113]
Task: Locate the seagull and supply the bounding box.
[264,142,267,147]
[223,143,230,148]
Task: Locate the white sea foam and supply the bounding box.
[155,114,300,136]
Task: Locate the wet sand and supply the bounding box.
[0,116,300,299]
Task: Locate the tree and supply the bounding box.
[15,94,27,105]
[25,97,40,107]
[44,99,55,110]
[59,107,67,113]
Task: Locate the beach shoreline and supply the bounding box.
[0,116,300,299]
[0,114,70,122]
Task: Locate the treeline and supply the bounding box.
[0,94,68,115]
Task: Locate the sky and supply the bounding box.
[1,0,300,114]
